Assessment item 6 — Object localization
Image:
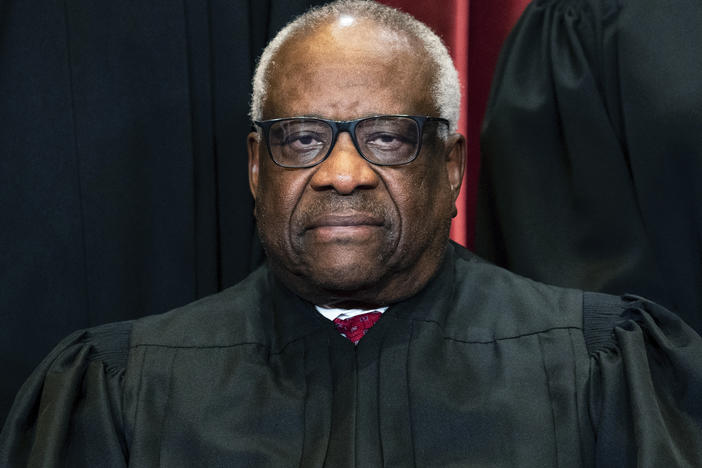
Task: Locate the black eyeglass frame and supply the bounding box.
[253,115,450,168]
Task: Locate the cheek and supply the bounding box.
[388,166,452,238]
[254,167,309,245]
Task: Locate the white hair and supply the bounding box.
[249,0,461,134]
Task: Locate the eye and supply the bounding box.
[284,132,325,151]
[365,132,411,151]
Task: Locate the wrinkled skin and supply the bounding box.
[248,18,465,308]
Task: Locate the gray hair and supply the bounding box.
[249,0,461,134]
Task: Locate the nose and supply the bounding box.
[309,132,380,194]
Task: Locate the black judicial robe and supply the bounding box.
[2,243,702,466]
[476,0,702,332]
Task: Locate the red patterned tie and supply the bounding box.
[333,312,382,345]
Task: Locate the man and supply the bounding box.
[2,1,701,466]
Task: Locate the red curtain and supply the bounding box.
[378,0,529,248]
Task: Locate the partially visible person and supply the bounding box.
[477,0,702,333]
[2,1,702,466]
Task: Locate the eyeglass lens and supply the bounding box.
[267,116,420,167]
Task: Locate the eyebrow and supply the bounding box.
[273,113,411,120]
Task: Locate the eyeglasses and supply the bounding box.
[254,115,449,168]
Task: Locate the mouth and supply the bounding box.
[305,213,384,230]
[304,213,385,242]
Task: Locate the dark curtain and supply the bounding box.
[476,0,702,332]
[0,0,326,424]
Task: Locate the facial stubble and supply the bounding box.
[259,189,403,293]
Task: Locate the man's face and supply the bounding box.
[248,19,464,307]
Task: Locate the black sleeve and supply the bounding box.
[0,321,132,467]
[475,0,702,332]
[584,292,702,467]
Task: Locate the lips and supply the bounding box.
[304,213,385,231]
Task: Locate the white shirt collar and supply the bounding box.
[315,305,388,321]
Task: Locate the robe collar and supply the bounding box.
[266,242,467,352]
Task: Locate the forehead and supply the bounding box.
[263,20,437,120]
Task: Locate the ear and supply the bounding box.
[247,131,261,200]
[444,133,466,203]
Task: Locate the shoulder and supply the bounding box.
[0,321,133,460]
[584,292,702,464]
[36,320,134,376]
[450,244,699,358]
[130,264,272,348]
[582,292,700,354]
[446,243,584,339]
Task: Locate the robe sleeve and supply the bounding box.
[584,293,702,467]
[0,321,132,467]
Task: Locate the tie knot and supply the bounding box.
[333,312,382,345]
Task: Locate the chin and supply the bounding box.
[305,261,385,293]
